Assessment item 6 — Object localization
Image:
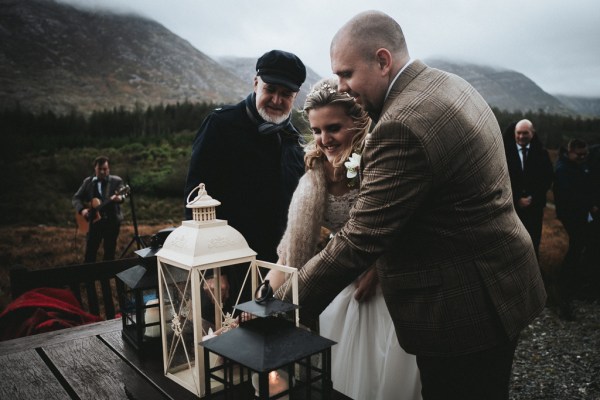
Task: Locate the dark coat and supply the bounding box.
[183,96,305,263]
[554,149,599,227]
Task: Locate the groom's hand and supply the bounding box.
[354,267,378,302]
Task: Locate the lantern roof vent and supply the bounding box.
[186,183,221,224]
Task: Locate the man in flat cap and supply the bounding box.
[184,49,307,322]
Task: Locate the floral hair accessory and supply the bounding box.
[308,82,337,97]
[322,83,337,94]
[307,80,354,100]
[344,152,361,187]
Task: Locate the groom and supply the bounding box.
[277,10,546,400]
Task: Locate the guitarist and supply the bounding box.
[72,156,125,263]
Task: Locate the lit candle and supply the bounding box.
[144,298,161,338]
[251,369,289,399]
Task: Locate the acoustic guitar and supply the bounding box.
[76,185,130,233]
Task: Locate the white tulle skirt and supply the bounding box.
[319,284,422,400]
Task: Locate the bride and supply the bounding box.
[267,77,421,400]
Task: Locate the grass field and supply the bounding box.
[0,222,175,312]
[0,206,569,314]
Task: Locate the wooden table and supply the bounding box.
[0,319,351,399]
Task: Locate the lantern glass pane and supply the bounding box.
[121,288,136,327]
[161,263,196,381]
[142,288,160,339]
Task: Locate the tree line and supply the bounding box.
[1,102,599,158]
[493,108,600,149]
[1,102,598,226]
[1,101,216,159]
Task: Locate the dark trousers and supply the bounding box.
[516,205,544,257]
[558,219,598,305]
[416,336,519,400]
[85,219,120,263]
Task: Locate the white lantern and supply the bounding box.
[155,184,299,397]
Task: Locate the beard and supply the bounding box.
[255,89,291,124]
[257,106,290,124]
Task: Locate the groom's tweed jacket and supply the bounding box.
[279,60,547,357]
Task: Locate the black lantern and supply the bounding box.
[117,228,174,352]
[202,298,336,400]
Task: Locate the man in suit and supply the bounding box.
[73,155,125,263]
[503,119,553,257]
[277,11,546,400]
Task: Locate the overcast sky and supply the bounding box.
[60,0,600,97]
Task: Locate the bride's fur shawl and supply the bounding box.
[277,158,328,269]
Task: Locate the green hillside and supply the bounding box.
[1,103,598,228]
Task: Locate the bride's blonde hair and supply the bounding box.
[303,77,370,170]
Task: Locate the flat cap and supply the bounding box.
[256,50,306,92]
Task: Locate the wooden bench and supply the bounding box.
[9,257,150,320]
[8,228,174,320]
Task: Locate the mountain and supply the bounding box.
[426,59,577,116]
[1,0,598,119]
[0,0,249,115]
[554,95,600,119]
[0,0,321,116]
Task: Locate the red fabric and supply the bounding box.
[0,287,103,341]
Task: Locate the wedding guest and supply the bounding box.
[277,11,546,400]
[503,119,553,257]
[184,50,306,321]
[553,139,600,320]
[72,156,125,263]
[269,77,421,400]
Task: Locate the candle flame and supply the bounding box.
[269,370,279,383]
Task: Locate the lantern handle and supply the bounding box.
[186,183,207,206]
[254,280,274,304]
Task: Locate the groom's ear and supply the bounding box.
[375,48,393,75]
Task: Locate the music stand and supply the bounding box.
[120,186,146,258]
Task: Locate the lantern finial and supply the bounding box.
[186,183,221,223]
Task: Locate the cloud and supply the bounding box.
[57,0,600,97]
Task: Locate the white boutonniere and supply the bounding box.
[344,152,361,187]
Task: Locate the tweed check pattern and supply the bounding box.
[279,60,546,356]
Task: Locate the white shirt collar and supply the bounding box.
[385,58,414,102]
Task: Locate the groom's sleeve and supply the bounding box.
[276,119,432,326]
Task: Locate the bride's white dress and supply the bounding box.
[319,190,422,400]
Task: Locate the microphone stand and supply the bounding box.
[120,185,146,258]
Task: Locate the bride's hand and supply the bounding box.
[354,267,378,302]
